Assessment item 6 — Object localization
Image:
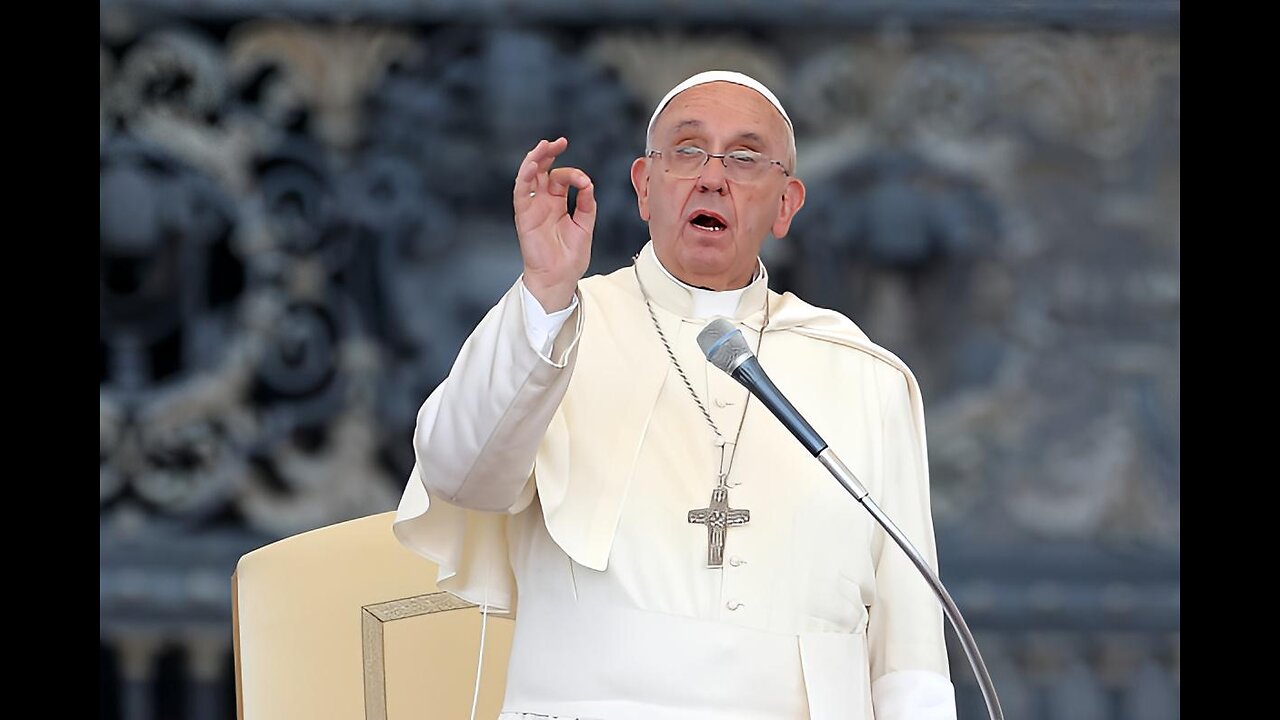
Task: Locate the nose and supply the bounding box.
[697,155,728,194]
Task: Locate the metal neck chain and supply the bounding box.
[634,262,769,485]
[642,298,726,442]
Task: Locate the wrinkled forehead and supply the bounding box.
[650,71,788,147]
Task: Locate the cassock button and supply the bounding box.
[726,600,743,611]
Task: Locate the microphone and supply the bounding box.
[696,318,827,456]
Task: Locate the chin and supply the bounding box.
[677,241,751,288]
[656,230,747,284]
[679,241,733,271]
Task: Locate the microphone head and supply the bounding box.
[697,317,754,374]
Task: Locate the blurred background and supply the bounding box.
[99,0,1179,718]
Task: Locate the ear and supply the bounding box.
[771,177,807,239]
[630,156,651,222]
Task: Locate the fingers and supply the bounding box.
[546,167,592,197]
[513,137,595,238]
[571,182,597,234]
[514,158,542,202]
[531,136,568,175]
[514,137,569,200]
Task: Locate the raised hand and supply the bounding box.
[512,137,597,313]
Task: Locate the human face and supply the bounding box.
[631,81,806,291]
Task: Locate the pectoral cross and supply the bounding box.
[688,485,750,568]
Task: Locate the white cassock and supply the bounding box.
[394,241,958,720]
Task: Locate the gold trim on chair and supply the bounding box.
[232,571,244,720]
[362,591,478,720]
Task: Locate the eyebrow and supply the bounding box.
[668,119,703,136]
[667,120,769,147]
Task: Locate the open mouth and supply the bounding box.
[689,212,729,233]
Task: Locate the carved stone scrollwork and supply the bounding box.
[130,376,256,519]
[588,31,786,114]
[253,136,335,257]
[227,21,420,153]
[985,33,1179,163]
[340,152,455,259]
[101,129,257,524]
[110,26,227,122]
[792,47,869,136]
[790,148,1000,339]
[362,34,492,204]
[885,48,993,143]
[252,299,342,400]
[101,393,128,504]
[100,141,198,348]
[239,407,398,536]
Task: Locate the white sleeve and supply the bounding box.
[872,669,958,720]
[520,281,579,359]
[409,278,582,512]
[866,364,957,718]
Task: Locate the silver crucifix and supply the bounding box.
[688,486,750,568]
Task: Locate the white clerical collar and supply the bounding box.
[652,250,764,320]
[634,241,770,323]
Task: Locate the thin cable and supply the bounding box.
[468,582,490,720]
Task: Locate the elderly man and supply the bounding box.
[393,70,957,719]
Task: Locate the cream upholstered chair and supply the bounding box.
[232,511,514,720]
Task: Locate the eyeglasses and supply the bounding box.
[646,145,790,183]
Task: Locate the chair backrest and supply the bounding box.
[232,511,514,720]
